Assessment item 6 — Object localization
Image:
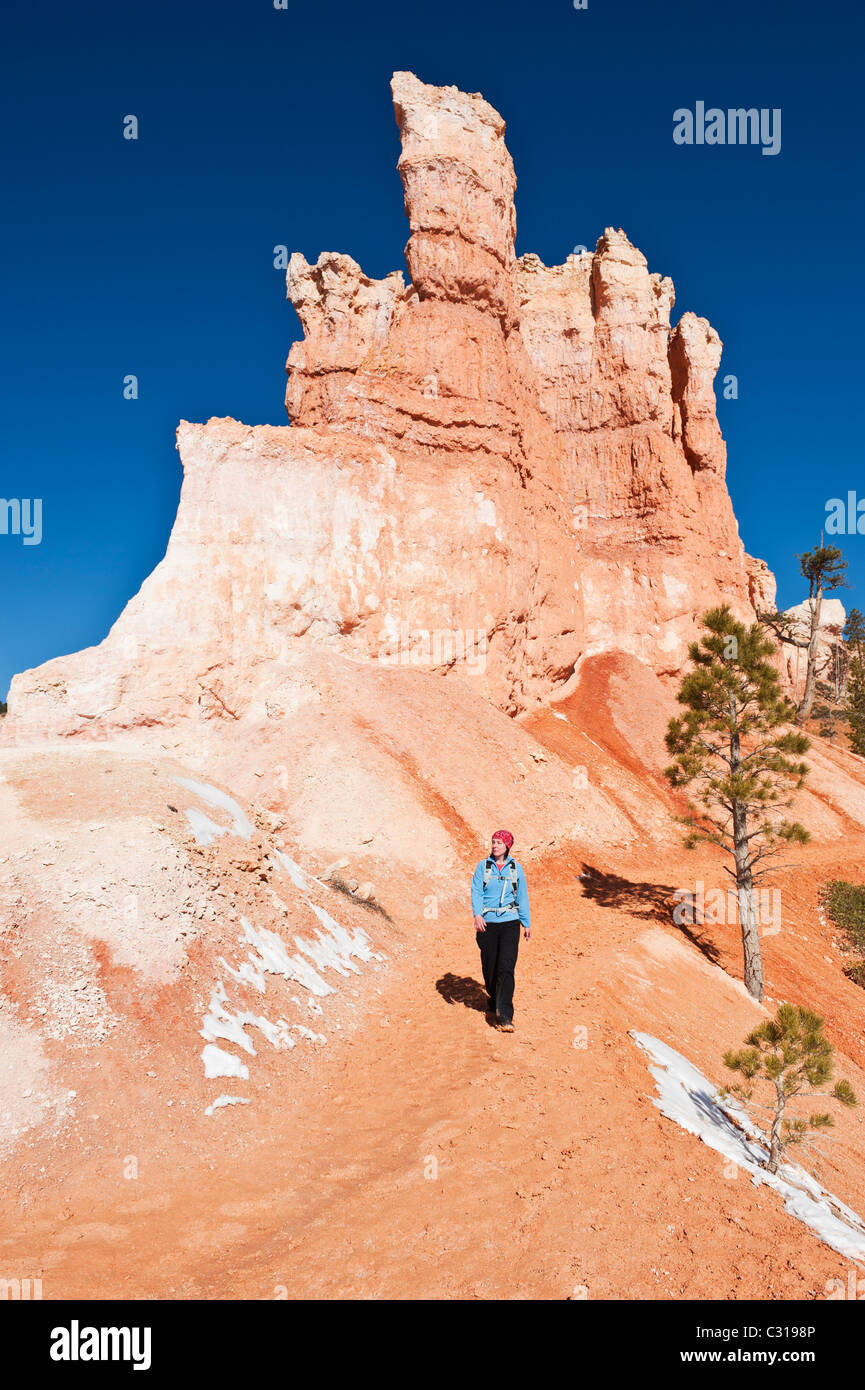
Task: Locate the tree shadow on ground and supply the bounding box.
[436,973,497,1024]
[578,863,722,965]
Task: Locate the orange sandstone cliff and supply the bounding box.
[7,72,772,746]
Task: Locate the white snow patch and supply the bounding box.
[250,1014,296,1050]
[200,981,297,1057]
[240,917,334,997]
[201,986,256,1055]
[293,1023,327,1043]
[205,1095,252,1117]
[192,812,385,1110]
[631,1031,865,1265]
[201,1044,250,1081]
[302,903,377,975]
[273,849,315,889]
[218,956,267,994]
[174,777,255,840]
[183,807,230,847]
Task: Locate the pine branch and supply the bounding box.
[758,613,810,649]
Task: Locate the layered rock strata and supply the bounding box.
[7,71,771,739]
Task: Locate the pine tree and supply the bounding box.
[844,608,865,667]
[665,606,811,1001]
[758,544,849,725]
[847,657,865,757]
[722,1004,856,1174]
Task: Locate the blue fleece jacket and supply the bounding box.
[470,854,530,926]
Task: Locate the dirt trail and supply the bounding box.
[6,837,865,1301]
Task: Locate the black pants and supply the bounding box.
[476,918,520,1023]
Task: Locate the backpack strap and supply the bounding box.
[482,857,520,913]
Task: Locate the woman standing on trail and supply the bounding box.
[470,830,531,1032]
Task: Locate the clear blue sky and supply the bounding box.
[2,0,863,699]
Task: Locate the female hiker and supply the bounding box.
[470,830,530,1031]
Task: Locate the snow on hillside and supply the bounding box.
[173,777,386,1115]
[631,1032,865,1264]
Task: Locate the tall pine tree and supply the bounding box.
[665,607,811,1001]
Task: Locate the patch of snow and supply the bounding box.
[218,956,266,995]
[301,904,377,976]
[631,1031,865,1265]
[200,981,297,1058]
[273,849,316,889]
[293,1023,327,1043]
[240,917,334,997]
[250,1014,296,1049]
[182,807,230,847]
[201,1044,250,1081]
[201,983,257,1056]
[205,1095,252,1117]
[191,800,386,1109]
[173,777,255,840]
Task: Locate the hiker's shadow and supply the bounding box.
[436,973,498,1026]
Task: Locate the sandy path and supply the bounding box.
[8,846,864,1301]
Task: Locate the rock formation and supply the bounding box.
[780,596,848,702]
[4,71,775,859]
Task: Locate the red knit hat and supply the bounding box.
[492,830,514,849]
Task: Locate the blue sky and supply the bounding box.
[2,0,863,698]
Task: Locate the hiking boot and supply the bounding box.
[498,1019,515,1032]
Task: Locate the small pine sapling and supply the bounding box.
[722,1003,856,1174]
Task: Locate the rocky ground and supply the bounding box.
[2,662,864,1300]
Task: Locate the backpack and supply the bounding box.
[482,857,520,912]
